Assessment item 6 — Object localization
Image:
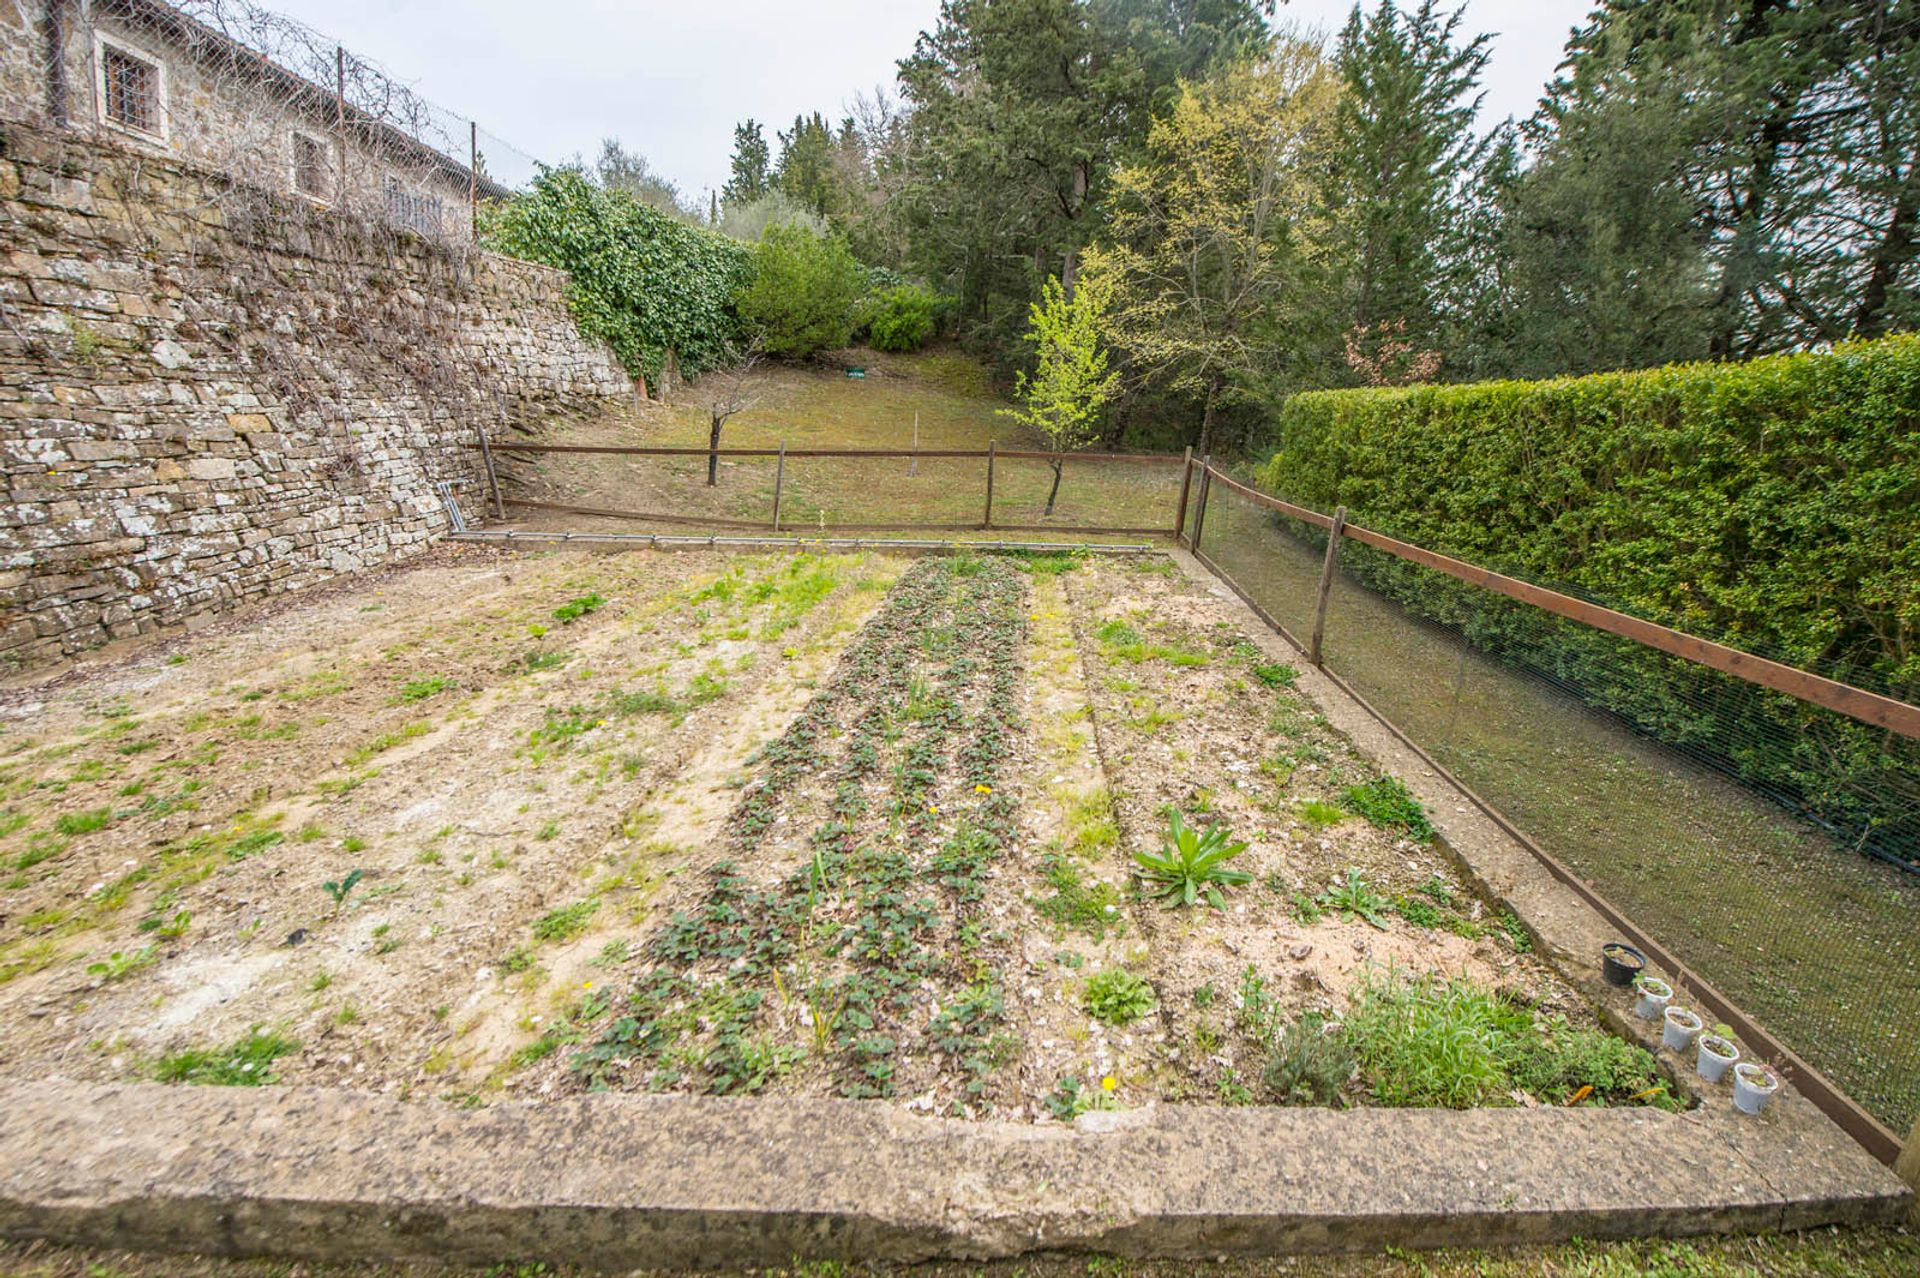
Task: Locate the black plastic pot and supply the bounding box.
[1601,943,1645,987]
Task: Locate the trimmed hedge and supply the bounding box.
[1256,336,1920,864]
[482,168,752,384]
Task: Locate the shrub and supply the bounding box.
[1258,336,1920,865]
[483,168,751,384]
[866,283,940,352]
[735,225,867,359]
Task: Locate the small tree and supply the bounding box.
[696,341,762,486]
[734,225,866,359]
[999,274,1120,515]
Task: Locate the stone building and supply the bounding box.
[2,0,502,242]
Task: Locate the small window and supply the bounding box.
[383,177,443,237]
[292,132,329,200]
[99,40,163,138]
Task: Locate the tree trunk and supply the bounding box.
[1854,182,1918,337]
[1197,374,1223,457]
[707,415,723,486]
[1044,457,1064,516]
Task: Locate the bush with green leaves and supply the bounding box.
[1258,335,1920,865]
[735,224,867,359]
[1133,810,1251,908]
[483,167,751,384]
[866,283,940,352]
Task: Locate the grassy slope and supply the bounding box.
[501,348,1187,535]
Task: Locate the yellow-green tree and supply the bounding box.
[999,273,1121,515]
[1086,41,1343,455]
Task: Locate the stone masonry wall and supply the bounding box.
[0,121,633,669]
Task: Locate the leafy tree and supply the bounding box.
[594,138,693,221]
[734,225,867,359]
[896,0,1276,358]
[723,119,772,206]
[998,273,1120,513]
[718,191,827,243]
[1326,1,1494,351]
[1086,42,1344,455]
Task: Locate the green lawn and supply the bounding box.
[496,347,1188,536]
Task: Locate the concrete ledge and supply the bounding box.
[0,1080,1908,1268]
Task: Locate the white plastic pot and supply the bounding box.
[1662,1006,1702,1053]
[1634,977,1673,1020]
[1732,1062,1779,1114]
[1697,1034,1740,1083]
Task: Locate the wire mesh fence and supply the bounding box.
[22,0,545,245]
[1194,472,1920,1146]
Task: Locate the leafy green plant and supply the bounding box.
[1394,895,1442,929]
[154,1026,299,1086]
[86,946,157,983]
[1032,855,1123,938]
[1083,968,1156,1026]
[1340,776,1435,840]
[552,593,606,624]
[1043,1074,1119,1120]
[321,869,364,911]
[1318,869,1390,929]
[1297,799,1347,827]
[482,167,751,382]
[397,675,455,703]
[1133,810,1251,908]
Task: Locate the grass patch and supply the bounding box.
[1032,855,1123,938]
[1341,776,1435,841]
[153,1027,299,1086]
[532,897,600,942]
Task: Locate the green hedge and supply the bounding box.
[482,169,752,384]
[1256,337,1920,864]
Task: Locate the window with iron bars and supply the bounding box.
[101,43,162,137]
[292,132,329,200]
[383,177,444,237]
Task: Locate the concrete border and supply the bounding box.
[0,547,1908,1269]
[0,1079,1908,1269]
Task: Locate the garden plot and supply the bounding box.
[535,553,1681,1122]
[0,545,902,1098]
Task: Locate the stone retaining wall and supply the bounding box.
[0,121,633,669]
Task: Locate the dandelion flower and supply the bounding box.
[974,784,992,795]
[1101,1075,1118,1092]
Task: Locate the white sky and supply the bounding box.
[259,0,1592,203]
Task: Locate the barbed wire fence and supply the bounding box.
[47,0,544,246]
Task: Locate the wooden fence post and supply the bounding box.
[1173,446,1193,543]
[983,439,996,530]
[771,441,786,532]
[1308,504,1349,667]
[1190,456,1212,551]
[475,423,504,520]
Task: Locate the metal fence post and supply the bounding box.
[1308,504,1348,667]
[1898,1114,1920,1225]
[771,441,786,532]
[1191,456,1212,552]
[1173,446,1193,543]
[983,440,996,530]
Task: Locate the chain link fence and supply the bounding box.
[1190,468,1920,1149]
[17,0,543,244]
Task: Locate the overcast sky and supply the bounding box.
[261,0,1592,203]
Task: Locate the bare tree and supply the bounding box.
[696,341,762,486]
